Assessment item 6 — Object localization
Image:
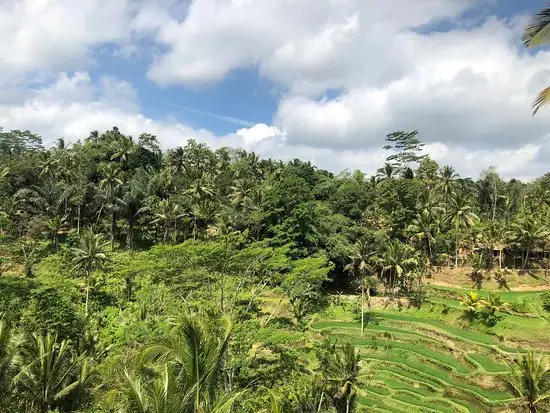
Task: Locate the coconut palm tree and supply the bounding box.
[0,314,18,405]
[118,170,149,249]
[507,351,550,412]
[446,193,478,267]
[524,6,550,114]
[345,239,375,335]
[150,198,184,244]
[480,292,507,325]
[438,165,458,204]
[376,163,397,180]
[319,341,363,413]
[44,216,68,250]
[375,240,417,293]
[72,229,109,317]
[417,187,444,217]
[460,291,482,317]
[111,135,135,167]
[98,162,123,247]
[510,213,549,269]
[407,211,438,259]
[138,315,235,413]
[14,332,89,413]
[38,154,59,182]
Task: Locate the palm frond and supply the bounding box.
[523,6,550,47]
[532,85,550,115]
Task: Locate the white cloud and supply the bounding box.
[0,0,135,81]
[0,72,245,150]
[143,0,550,175]
[1,0,550,180]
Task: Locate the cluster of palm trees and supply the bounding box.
[3,131,279,250]
[0,312,250,413]
[459,291,508,325]
[0,309,367,413]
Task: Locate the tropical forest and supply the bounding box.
[3,5,550,413]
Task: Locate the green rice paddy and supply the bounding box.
[311,285,550,412]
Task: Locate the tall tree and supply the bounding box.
[98,162,122,247]
[382,130,426,171]
[446,192,478,267]
[72,229,109,317]
[344,240,376,335]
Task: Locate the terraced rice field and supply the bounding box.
[312,286,550,412]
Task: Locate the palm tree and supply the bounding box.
[138,315,235,413]
[407,211,438,259]
[150,198,184,244]
[111,135,135,167]
[511,213,549,269]
[344,239,375,335]
[72,229,109,317]
[375,240,417,293]
[480,292,507,321]
[68,172,91,235]
[0,314,18,405]
[460,291,482,316]
[417,187,444,217]
[38,154,59,182]
[438,165,458,204]
[45,216,68,250]
[168,146,185,175]
[319,341,363,413]
[376,163,397,180]
[98,162,122,247]
[507,352,550,412]
[446,193,478,267]
[118,171,149,249]
[14,333,89,413]
[523,6,550,114]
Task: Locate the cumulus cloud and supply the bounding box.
[0,0,135,81]
[140,0,550,179]
[0,0,549,180]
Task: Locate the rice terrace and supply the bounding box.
[310,268,550,412]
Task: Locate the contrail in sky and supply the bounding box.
[170,104,255,127]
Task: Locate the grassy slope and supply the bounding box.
[311,279,550,413]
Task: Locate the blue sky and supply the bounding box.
[84,0,544,136]
[2,0,550,179]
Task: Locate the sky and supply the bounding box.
[1,0,550,180]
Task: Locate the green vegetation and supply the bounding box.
[3,23,550,408]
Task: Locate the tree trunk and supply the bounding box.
[77,204,81,235]
[85,269,90,318]
[110,210,116,249]
[361,275,365,336]
[317,391,325,412]
[523,246,530,269]
[126,218,133,250]
[455,235,459,268]
[264,293,287,326]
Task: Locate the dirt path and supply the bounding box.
[426,278,550,292]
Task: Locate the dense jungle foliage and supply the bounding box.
[1,126,550,412]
